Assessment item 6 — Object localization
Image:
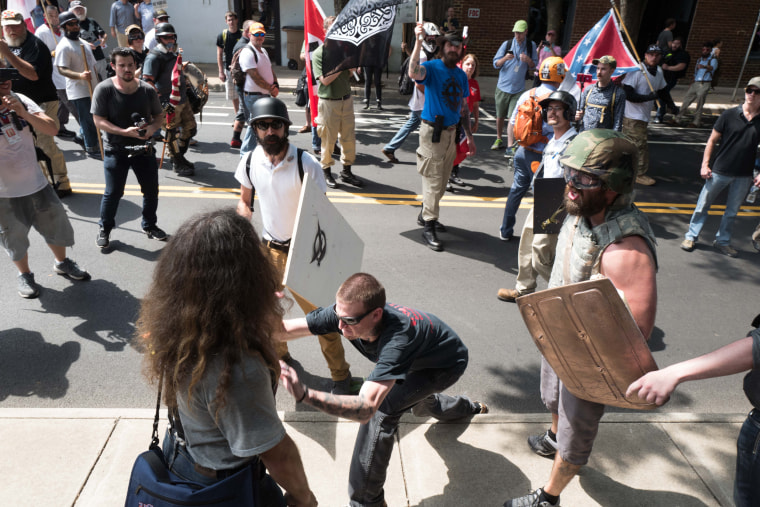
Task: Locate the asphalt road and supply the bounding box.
[1,90,758,416]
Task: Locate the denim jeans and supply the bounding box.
[384,110,421,153]
[685,172,752,245]
[235,85,247,123]
[734,409,760,506]
[312,125,321,151]
[162,429,286,506]
[500,147,541,238]
[240,93,268,159]
[99,150,159,231]
[71,97,98,153]
[348,358,474,507]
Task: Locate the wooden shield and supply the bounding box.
[516,278,658,410]
[283,173,364,308]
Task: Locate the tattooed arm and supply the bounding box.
[280,361,394,424]
[408,23,426,82]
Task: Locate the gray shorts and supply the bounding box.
[540,356,606,466]
[0,185,75,262]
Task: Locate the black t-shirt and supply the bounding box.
[306,303,469,383]
[91,78,162,151]
[10,33,57,104]
[663,48,690,80]
[711,106,760,177]
[79,18,106,61]
[216,29,243,70]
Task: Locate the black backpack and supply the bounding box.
[398,56,414,95]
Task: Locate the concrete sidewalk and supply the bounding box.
[197,63,745,118]
[0,408,742,506]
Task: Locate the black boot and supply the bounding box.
[422,221,443,251]
[417,211,446,232]
[323,169,338,189]
[178,143,195,169]
[363,101,370,110]
[340,165,363,187]
[376,100,383,111]
[172,158,194,177]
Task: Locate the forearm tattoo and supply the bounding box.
[305,390,375,423]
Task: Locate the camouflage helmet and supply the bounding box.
[559,129,638,195]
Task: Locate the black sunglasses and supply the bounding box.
[254,119,285,131]
[333,304,376,326]
[746,87,760,95]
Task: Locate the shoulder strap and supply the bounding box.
[222,28,228,45]
[245,150,256,212]
[296,147,304,182]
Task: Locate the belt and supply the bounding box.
[244,91,267,96]
[266,239,291,253]
[422,119,457,130]
[322,94,351,101]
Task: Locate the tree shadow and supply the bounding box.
[0,328,80,401]
[35,279,140,351]
[486,364,547,413]
[410,423,529,506]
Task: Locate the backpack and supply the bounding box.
[398,56,414,95]
[245,148,305,212]
[230,44,258,88]
[514,89,549,147]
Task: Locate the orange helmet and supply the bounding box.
[539,56,566,84]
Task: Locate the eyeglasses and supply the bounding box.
[254,119,285,131]
[333,304,377,326]
[746,88,760,95]
[252,32,266,37]
[564,168,602,189]
[544,106,565,113]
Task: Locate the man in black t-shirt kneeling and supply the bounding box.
[91,47,167,249]
[278,272,488,507]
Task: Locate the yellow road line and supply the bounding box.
[68,185,760,216]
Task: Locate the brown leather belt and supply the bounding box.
[266,239,291,253]
[322,93,352,101]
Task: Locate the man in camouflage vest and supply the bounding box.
[504,129,658,507]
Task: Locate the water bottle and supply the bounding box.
[747,165,760,203]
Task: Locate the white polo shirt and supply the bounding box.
[240,44,273,94]
[234,143,326,242]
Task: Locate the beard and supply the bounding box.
[443,50,460,68]
[4,32,26,48]
[257,133,289,156]
[563,184,609,217]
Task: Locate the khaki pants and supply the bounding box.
[674,81,711,127]
[622,117,649,177]
[515,207,558,293]
[37,101,71,191]
[417,121,457,222]
[316,96,356,169]
[115,32,129,49]
[267,245,350,382]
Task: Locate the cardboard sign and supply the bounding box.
[284,173,364,308]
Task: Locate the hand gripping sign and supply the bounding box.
[516,278,659,410]
[284,173,364,308]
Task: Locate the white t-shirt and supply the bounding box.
[0,94,49,198]
[34,25,66,90]
[542,127,577,179]
[145,29,157,50]
[240,44,273,94]
[54,36,99,100]
[234,143,327,242]
[621,67,666,122]
[408,50,427,111]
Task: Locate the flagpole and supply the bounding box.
[609,0,660,108]
[731,8,760,101]
[417,0,423,40]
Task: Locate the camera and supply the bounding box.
[132,113,148,137]
[0,68,21,83]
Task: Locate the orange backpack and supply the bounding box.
[514,89,550,147]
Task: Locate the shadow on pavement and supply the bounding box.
[0,329,80,401]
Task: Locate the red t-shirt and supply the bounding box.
[466,78,481,112]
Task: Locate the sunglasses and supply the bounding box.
[333,304,376,326]
[129,34,145,40]
[252,32,266,37]
[746,87,760,95]
[254,119,285,131]
[157,17,169,22]
[564,168,602,189]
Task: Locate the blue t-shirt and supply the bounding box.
[417,59,469,127]
[306,303,469,383]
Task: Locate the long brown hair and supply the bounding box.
[139,208,282,417]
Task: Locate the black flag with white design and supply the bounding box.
[320,0,412,77]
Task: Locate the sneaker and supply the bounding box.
[527,429,558,459]
[504,488,559,507]
[504,147,515,159]
[17,272,40,298]
[497,288,528,302]
[54,258,91,281]
[680,238,695,252]
[499,230,514,241]
[96,228,110,249]
[713,241,738,258]
[473,401,489,414]
[144,225,168,241]
[449,175,466,186]
[491,138,504,150]
[635,174,656,186]
[230,138,242,148]
[652,117,662,124]
[331,375,363,395]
